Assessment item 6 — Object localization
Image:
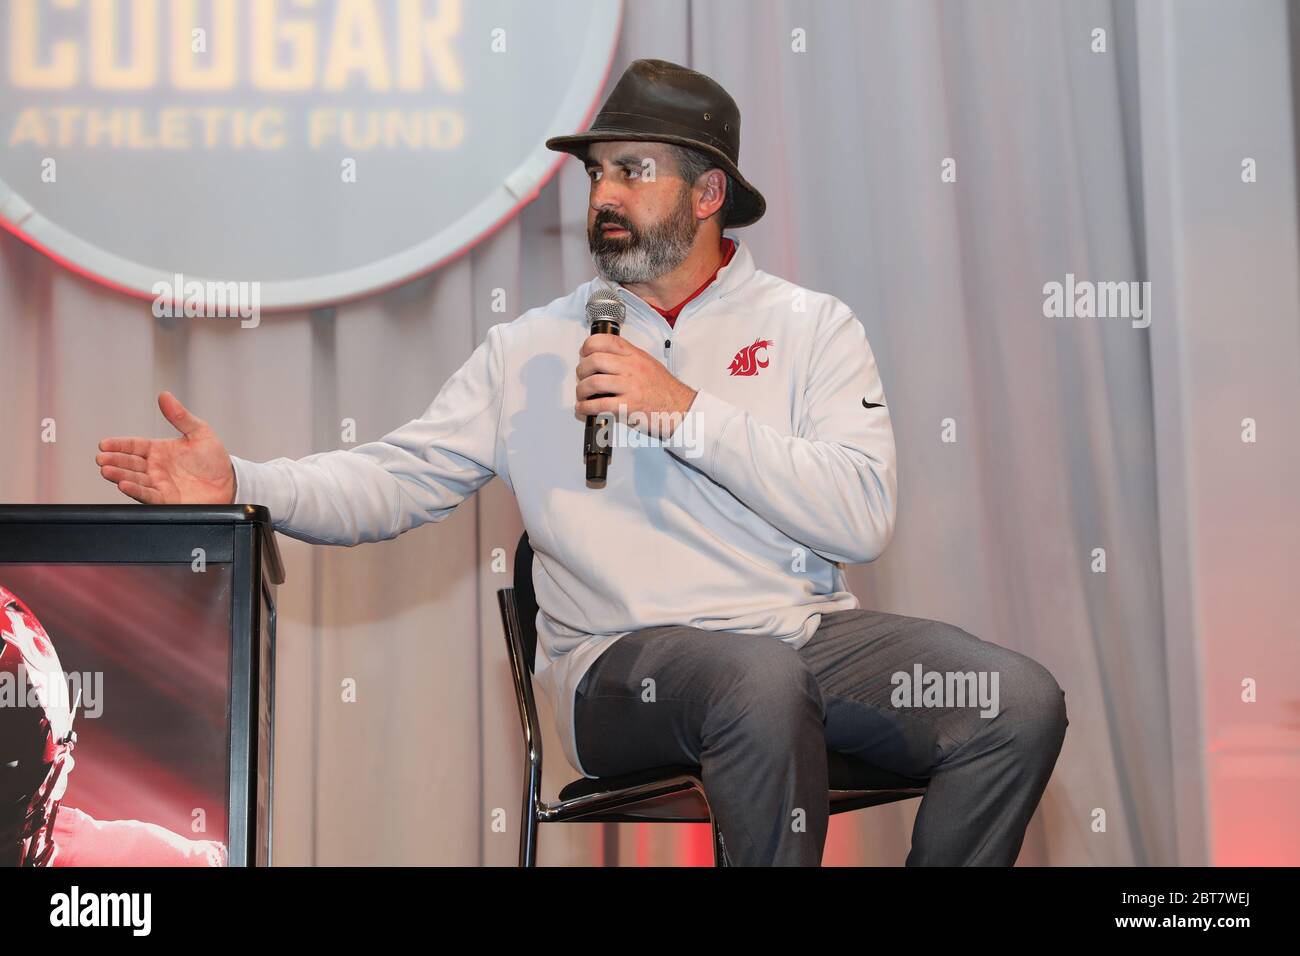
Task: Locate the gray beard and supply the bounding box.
[589,191,698,284]
[593,240,692,284]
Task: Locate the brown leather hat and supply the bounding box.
[546,58,766,228]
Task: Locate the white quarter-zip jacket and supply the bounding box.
[229,233,897,778]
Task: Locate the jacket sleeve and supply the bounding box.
[229,323,506,547]
[665,309,897,564]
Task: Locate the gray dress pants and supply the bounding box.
[573,607,1068,866]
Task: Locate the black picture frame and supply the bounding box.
[0,505,284,867]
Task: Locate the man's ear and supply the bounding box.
[697,169,726,220]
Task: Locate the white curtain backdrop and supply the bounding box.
[3,0,1297,866]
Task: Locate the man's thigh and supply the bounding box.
[573,623,813,778]
[798,608,1058,779]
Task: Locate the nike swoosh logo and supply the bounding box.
[862,399,885,409]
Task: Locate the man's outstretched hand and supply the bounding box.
[96,391,236,504]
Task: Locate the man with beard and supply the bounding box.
[96,59,1067,866]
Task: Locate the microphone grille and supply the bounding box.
[586,283,625,328]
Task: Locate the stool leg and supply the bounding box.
[521,784,539,867]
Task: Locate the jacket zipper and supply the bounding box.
[664,337,673,375]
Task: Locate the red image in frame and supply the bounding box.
[1,580,227,866]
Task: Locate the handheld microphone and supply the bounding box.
[583,284,625,488]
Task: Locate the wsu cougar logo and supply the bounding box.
[727,338,775,376]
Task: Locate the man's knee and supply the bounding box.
[919,619,1067,753]
[990,649,1068,754]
